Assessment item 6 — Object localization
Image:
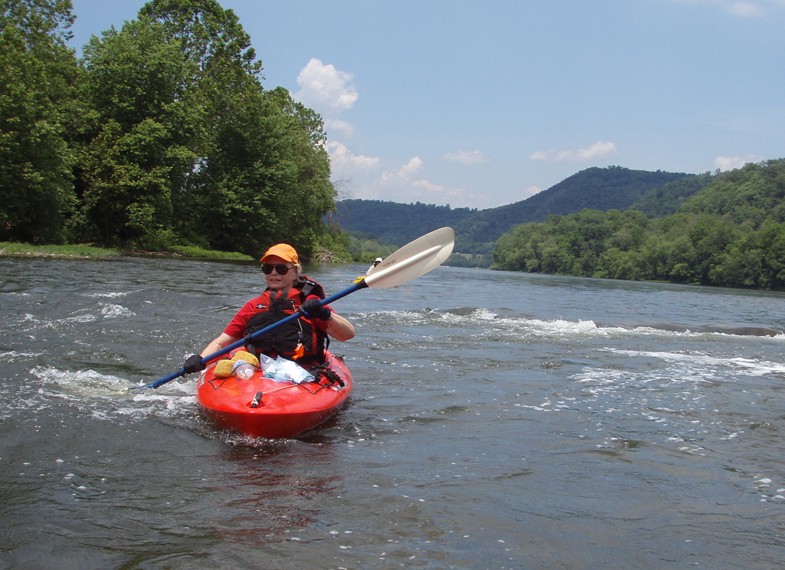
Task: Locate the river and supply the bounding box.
[1,256,784,569]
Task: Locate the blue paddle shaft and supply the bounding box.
[141,280,367,389]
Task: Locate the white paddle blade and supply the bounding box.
[365,227,454,289]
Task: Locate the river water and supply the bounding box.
[1,256,784,569]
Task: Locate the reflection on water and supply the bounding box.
[206,443,341,546]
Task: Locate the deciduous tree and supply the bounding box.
[0,0,78,243]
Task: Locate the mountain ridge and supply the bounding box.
[332,166,701,253]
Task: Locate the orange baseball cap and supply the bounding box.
[260,243,299,264]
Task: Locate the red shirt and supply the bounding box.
[223,293,331,340]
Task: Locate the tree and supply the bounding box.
[0,0,79,243]
[680,159,785,228]
[198,86,334,258]
[139,0,262,81]
[75,0,336,255]
[77,17,200,247]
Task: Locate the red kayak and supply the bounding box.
[196,350,352,439]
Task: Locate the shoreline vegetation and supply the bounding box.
[0,242,254,262]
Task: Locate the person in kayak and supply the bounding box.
[367,257,383,274]
[182,243,355,374]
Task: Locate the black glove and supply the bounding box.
[183,354,205,374]
[300,298,332,320]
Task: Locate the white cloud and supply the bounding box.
[399,156,423,178]
[529,140,618,163]
[521,185,542,199]
[327,141,379,170]
[324,118,354,137]
[411,179,443,192]
[294,58,358,117]
[293,61,492,208]
[381,156,424,183]
[713,155,758,171]
[728,1,766,16]
[412,179,468,201]
[671,0,770,17]
[295,59,366,180]
[443,149,490,164]
[294,61,477,206]
[372,157,484,206]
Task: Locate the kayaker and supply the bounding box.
[183,243,355,374]
[367,257,383,274]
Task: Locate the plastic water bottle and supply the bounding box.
[233,360,254,380]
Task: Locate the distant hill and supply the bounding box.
[491,158,785,289]
[333,166,698,254]
[327,201,476,247]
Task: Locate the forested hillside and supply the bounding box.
[1,0,345,260]
[628,172,715,217]
[493,159,785,290]
[327,201,476,246]
[334,166,697,255]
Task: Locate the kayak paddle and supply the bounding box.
[137,227,454,390]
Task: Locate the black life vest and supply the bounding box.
[243,277,328,362]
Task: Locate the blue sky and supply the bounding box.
[68,0,785,209]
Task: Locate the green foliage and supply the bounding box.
[678,160,785,227]
[331,200,476,247]
[629,172,715,217]
[0,0,79,243]
[493,159,785,290]
[168,244,251,261]
[196,85,334,259]
[313,224,353,262]
[0,240,117,258]
[140,0,262,81]
[343,231,398,263]
[1,0,339,259]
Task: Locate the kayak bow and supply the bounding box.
[196,350,352,439]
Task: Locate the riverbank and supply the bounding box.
[0,242,254,261]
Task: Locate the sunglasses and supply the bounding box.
[261,263,294,275]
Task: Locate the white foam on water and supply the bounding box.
[28,365,197,423]
[97,302,135,319]
[391,307,785,345]
[461,307,499,321]
[472,313,609,338]
[19,302,135,332]
[85,291,132,299]
[64,302,134,322]
[374,305,746,341]
[121,388,196,420]
[607,349,785,377]
[32,365,130,396]
[529,318,609,337]
[0,349,44,362]
[754,476,785,502]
